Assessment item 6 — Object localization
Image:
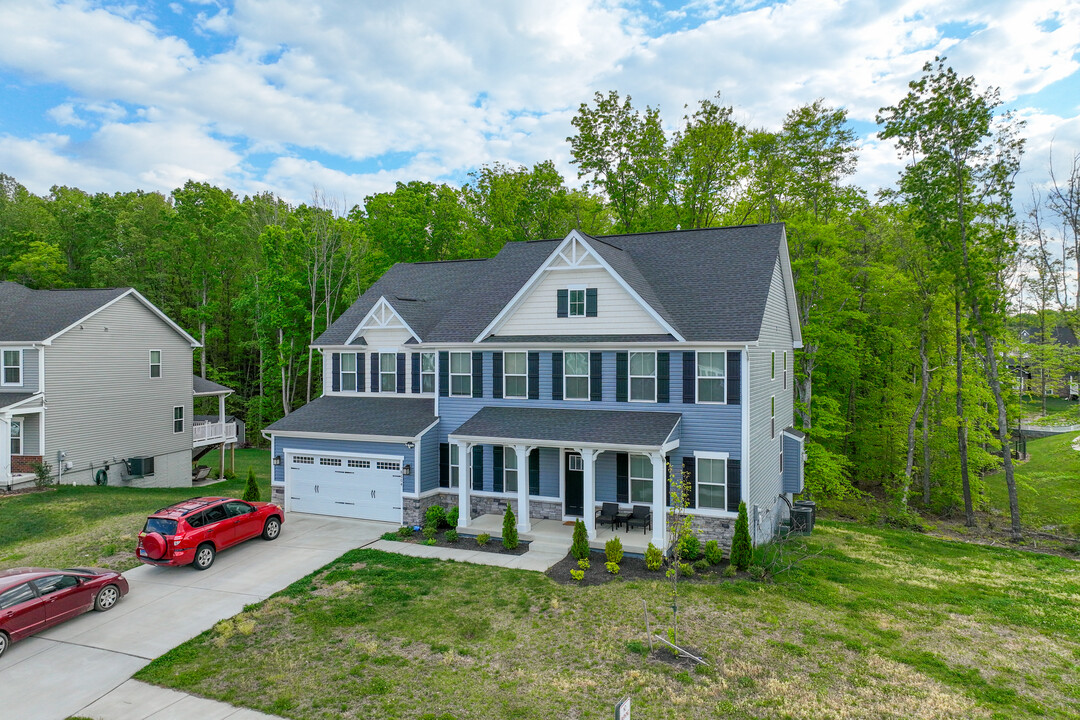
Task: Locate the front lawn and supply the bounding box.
[986,432,1080,537]
[0,449,271,572]
[137,523,1080,719]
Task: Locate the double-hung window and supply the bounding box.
[504,352,527,399]
[149,350,161,379]
[380,353,396,392]
[450,352,471,396]
[783,351,788,389]
[2,350,22,386]
[564,351,589,400]
[420,353,436,393]
[173,406,184,433]
[697,456,727,509]
[449,444,460,487]
[10,418,22,455]
[340,353,357,391]
[629,351,656,402]
[504,446,518,493]
[568,288,586,317]
[630,454,653,503]
[696,352,726,403]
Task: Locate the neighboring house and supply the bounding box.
[0,282,235,489]
[1016,325,1079,399]
[265,225,805,546]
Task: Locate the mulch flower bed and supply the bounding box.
[385,528,530,556]
[545,551,754,585]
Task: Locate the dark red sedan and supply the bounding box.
[0,567,128,658]
[136,497,283,570]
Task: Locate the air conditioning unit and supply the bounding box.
[126,456,155,477]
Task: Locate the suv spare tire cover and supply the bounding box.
[143,532,167,560]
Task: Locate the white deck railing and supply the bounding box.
[193,421,238,446]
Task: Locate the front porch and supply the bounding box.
[464,514,655,555]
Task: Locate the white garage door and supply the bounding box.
[287,452,403,522]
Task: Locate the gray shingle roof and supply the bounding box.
[0,393,37,410]
[0,282,129,342]
[192,375,234,395]
[264,397,435,438]
[316,224,786,345]
[483,334,677,344]
[450,406,681,448]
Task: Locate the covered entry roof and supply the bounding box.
[450,406,681,451]
[265,397,436,439]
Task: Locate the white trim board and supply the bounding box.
[345,296,422,345]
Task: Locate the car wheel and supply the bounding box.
[94,584,120,612]
[193,543,216,571]
[262,517,281,541]
[0,631,8,659]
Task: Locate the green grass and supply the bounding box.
[0,449,271,572]
[986,432,1080,536]
[137,523,1080,720]
[1019,394,1080,426]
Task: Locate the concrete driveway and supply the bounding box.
[0,513,392,720]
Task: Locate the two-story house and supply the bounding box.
[265,224,805,547]
[0,282,236,489]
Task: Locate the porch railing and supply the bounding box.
[193,421,237,445]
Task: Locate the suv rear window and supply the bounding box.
[144,518,178,535]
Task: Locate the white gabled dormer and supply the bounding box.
[346,296,421,348]
[477,230,684,341]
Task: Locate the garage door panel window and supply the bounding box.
[348,459,370,468]
[376,461,400,471]
[320,457,342,467]
[294,456,314,464]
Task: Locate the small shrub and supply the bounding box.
[476,533,490,547]
[679,535,701,561]
[748,565,766,580]
[730,501,752,571]
[570,569,585,581]
[570,519,589,560]
[679,562,694,577]
[605,561,620,575]
[425,505,447,530]
[222,468,237,481]
[397,525,413,540]
[722,563,737,578]
[502,505,519,550]
[693,558,710,573]
[381,532,398,541]
[422,524,438,540]
[644,542,664,571]
[444,529,459,543]
[704,539,722,565]
[626,640,649,656]
[31,461,53,488]
[423,538,437,546]
[242,467,260,501]
[577,558,590,571]
[446,506,459,528]
[605,536,624,564]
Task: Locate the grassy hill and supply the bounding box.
[986,432,1080,537]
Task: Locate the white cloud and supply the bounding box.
[46,103,86,127]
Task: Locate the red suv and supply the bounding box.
[136,497,283,570]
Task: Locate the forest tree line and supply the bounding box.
[2,59,1078,535]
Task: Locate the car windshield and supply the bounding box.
[144,518,178,535]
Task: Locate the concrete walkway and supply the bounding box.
[368,538,565,571]
[78,679,276,719]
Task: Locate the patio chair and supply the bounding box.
[596,502,621,530]
[624,505,651,534]
[192,465,211,482]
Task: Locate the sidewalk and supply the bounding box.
[77,679,276,720]
[369,538,565,571]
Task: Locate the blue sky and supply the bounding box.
[0,0,1077,209]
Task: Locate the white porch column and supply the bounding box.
[578,447,601,540]
[456,441,471,529]
[650,452,667,549]
[514,444,532,533]
[218,394,226,423]
[0,416,10,489]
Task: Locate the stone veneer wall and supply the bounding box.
[467,496,563,522]
[689,514,736,548]
[402,493,458,526]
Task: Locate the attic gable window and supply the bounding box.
[2,350,21,386]
[569,289,585,317]
[557,288,597,318]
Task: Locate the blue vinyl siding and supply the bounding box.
[538,447,560,497]
[272,435,416,494]
[594,451,618,502]
[420,423,440,493]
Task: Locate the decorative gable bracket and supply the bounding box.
[345,296,422,345]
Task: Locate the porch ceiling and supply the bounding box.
[449,406,681,451]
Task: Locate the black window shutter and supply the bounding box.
[615,352,628,402]
[727,459,741,512]
[585,288,597,317]
[492,446,504,493]
[439,443,450,488]
[411,353,420,393]
[472,446,484,491]
[682,351,696,403]
[396,353,406,394]
[727,350,741,405]
[551,351,563,400]
[657,352,670,403]
[590,351,603,401]
[616,452,629,503]
[472,351,483,398]
[331,353,340,392]
[439,351,449,397]
[528,352,540,399]
[370,353,379,392]
[528,449,540,496]
[556,289,568,317]
[492,352,503,399]
[357,353,365,390]
[682,456,696,509]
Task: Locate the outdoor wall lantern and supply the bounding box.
[403,464,412,476]
[272,455,282,466]
[405,441,415,449]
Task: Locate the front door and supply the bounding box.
[564,451,584,516]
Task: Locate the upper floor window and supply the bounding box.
[564,351,589,400]
[173,406,184,433]
[771,351,776,380]
[2,350,22,386]
[340,353,357,392]
[450,352,472,397]
[504,352,527,399]
[629,351,656,402]
[697,352,726,403]
[380,353,396,393]
[569,289,586,317]
[557,287,596,317]
[783,351,788,389]
[697,456,727,509]
[504,446,518,493]
[149,350,161,379]
[420,353,436,393]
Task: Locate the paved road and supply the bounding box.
[0,514,393,720]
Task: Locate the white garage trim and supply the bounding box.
[284,449,404,525]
